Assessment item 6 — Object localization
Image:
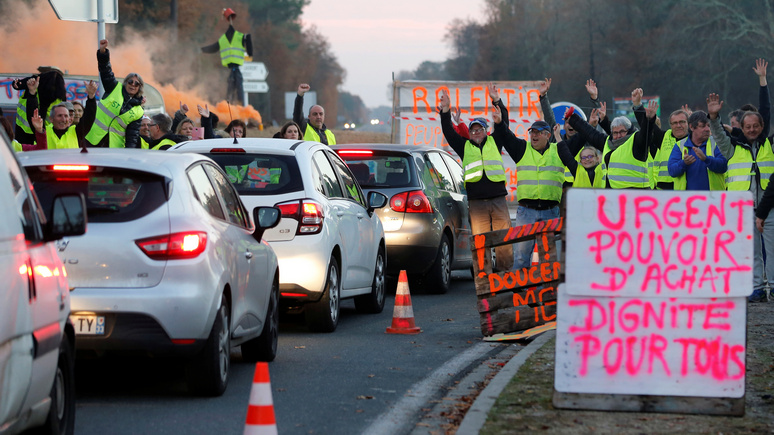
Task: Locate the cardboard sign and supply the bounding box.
[565,190,754,298]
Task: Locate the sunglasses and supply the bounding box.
[126,79,141,86]
[580,155,596,161]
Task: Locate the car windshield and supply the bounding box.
[339,154,413,188]
[204,153,303,196]
[25,166,167,223]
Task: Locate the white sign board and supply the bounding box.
[49,0,118,23]
[243,82,268,93]
[565,190,754,297]
[555,189,753,398]
[240,62,268,81]
[392,80,547,206]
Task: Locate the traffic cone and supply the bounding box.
[243,362,278,435]
[386,270,422,334]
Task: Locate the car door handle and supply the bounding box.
[357,212,364,219]
[336,209,344,217]
[244,251,253,260]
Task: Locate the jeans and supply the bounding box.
[754,212,774,291]
[227,66,244,105]
[469,197,513,275]
[512,205,560,270]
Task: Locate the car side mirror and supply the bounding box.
[45,193,87,242]
[367,191,387,216]
[252,206,281,242]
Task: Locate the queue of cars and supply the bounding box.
[1,131,472,429]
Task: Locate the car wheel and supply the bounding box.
[241,277,279,362]
[305,256,340,332]
[186,294,230,396]
[355,246,386,314]
[32,333,75,435]
[427,234,451,294]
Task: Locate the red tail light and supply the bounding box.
[390,191,432,213]
[209,148,245,153]
[337,150,373,156]
[136,232,207,260]
[275,199,324,235]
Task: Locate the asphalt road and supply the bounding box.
[72,271,505,434]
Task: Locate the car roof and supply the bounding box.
[168,138,318,156]
[16,148,213,176]
[331,143,453,155]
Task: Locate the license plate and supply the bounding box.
[71,315,105,335]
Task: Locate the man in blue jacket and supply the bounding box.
[667,111,727,190]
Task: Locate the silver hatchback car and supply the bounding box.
[334,144,472,294]
[169,139,388,332]
[19,149,281,397]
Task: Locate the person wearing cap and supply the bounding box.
[565,88,655,189]
[439,84,512,275]
[293,83,336,145]
[23,77,98,150]
[491,105,565,270]
[85,39,145,148]
[201,8,253,105]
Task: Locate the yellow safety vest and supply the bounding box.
[16,94,62,135]
[151,138,177,150]
[462,136,506,184]
[303,123,336,145]
[563,148,581,184]
[516,142,564,201]
[672,137,726,191]
[140,137,150,150]
[653,130,679,187]
[45,124,79,149]
[725,138,774,190]
[85,85,144,148]
[218,31,246,67]
[604,135,650,189]
[572,164,606,188]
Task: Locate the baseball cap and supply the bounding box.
[528,120,551,132]
[468,118,488,130]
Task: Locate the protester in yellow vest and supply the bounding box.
[667,110,727,191]
[10,66,67,148]
[201,8,253,105]
[439,85,512,275]
[567,88,656,189]
[708,92,774,303]
[85,39,144,148]
[293,83,336,145]
[557,136,606,189]
[638,103,691,190]
[22,77,97,151]
[147,113,188,150]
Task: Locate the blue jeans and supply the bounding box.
[512,205,560,270]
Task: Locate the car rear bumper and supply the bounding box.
[270,236,330,299]
[385,244,437,276]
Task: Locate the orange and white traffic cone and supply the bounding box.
[386,270,422,334]
[244,362,278,435]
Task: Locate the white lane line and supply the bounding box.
[363,341,494,435]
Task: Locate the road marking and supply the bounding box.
[362,341,495,435]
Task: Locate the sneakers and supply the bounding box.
[749,289,768,303]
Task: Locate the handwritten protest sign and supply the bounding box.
[556,189,753,401]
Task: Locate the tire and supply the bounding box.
[427,234,452,294]
[241,277,279,362]
[355,247,386,314]
[186,294,230,396]
[305,257,340,332]
[31,333,75,435]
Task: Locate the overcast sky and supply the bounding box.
[300,0,474,109]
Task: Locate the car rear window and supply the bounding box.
[24,166,167,223]
[204,153,303,195]
[338,153,415,188]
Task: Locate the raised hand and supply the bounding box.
[198,103,210,118]
[85,80,98,99]
[631,88,643,107]
[439,89,450,112]
[30,108,44,133]
[26,76,39,95]
[297,83,310,95]
[598,101,607,120]
[492,104,502,124]
[681,104,693,117]
[754,58,768,86]
[179,101,189,114]
[488,82,500,102]
[646,99,659,119]
[99,39,108,53]
[553,124,562,142]
[706,93,723,119]
[538,78,552,97]
[451,106,461,124]
[589,108,600,127]
[585,79,598,100]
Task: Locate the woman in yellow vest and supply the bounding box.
[85,39,145,149]
[558,140,606,189]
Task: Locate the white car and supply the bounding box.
[169,139,388,332]
[19,149,281,397]
[0,134,85,434]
